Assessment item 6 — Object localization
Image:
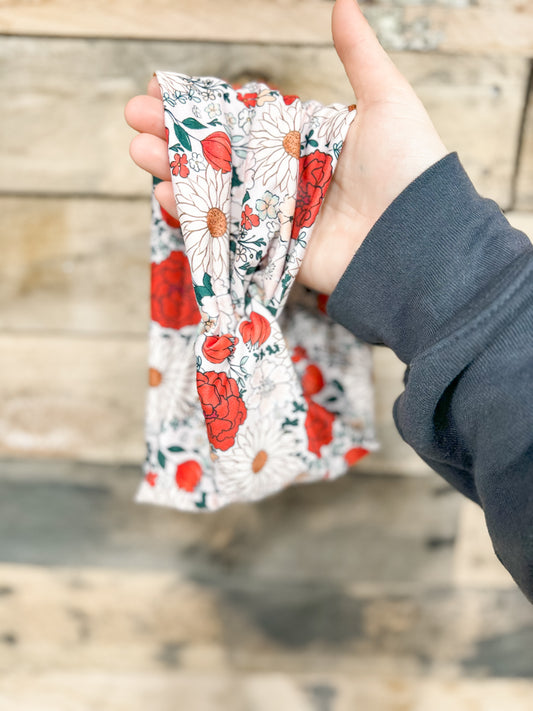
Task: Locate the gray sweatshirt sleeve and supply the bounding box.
[326,152,533,603]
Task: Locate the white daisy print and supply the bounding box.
[312,104,355,142]
[147,328,198,422]
[247,353,297,412]
[247,101,301,195]
[215,417,304,501]
[175,165,230,280]
[139,72,378,514]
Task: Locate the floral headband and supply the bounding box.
[134,71,378,512]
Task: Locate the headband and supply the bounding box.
[134,71,378,512]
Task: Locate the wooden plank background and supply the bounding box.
[1,4,533,707]
[0,0,532,470]
[0,0,531,55]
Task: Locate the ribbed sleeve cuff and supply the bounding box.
[326,152,533,363]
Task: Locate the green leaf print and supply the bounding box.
[232,166,243,187]
[174,123,192,151]
[194,272,214,301]
[182,118,206,129]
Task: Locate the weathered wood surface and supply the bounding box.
[506,211,533,236]
[0,197,151,334]
[516,78,533,210]
[0,210,530,465]
[0,457,532,711]
[453,499,515,589]
[1,190,428,470]
[0,334,147,462]
[0,38,527,208]
[0,0,531,56]
[0,330,436,472]
[1,672,533,711]
[1,204,531,337]
[0,458,460,582]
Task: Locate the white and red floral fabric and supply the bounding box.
[134,71,378,512]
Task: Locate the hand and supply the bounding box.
[125,0,447,295]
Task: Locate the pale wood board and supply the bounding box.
[506,210,533,236]
[453,499,515,589]
[0,197,151,334]
[1,202,530,337]
[0,671,532,711]
[0,332,436,473]
[0,561,531,677]
[0,0,531,55]
[0,334,148,462]
[0,211,530,465]
[515,83,533,210]
[0,38,527,207]
[0,458,461,584]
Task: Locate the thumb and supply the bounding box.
[332,0,407,103]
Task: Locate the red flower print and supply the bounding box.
[283,94,299,105]
[201,132,232,173]
[170,152,190,178]
[160,206,180,228]
[151,250,201,329]
[291,345,308,363]
[196,371,247,451]
[241,204,260,231]
[145,471,158,487]
[175,460,202,492]
[237,91,258,108]
[165,126,169,143]
[202,334,239,364]
[239,312,271,347]
[317,293,329,314]
[302,364,325,397]
[305,397,335,458]
[344,447,369,467]
[292,150,333,238]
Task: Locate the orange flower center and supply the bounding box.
[206,207,227,237]
[348,103,357,112]
[252,449,268,473]
[282,130,301,159]
[148,367,163,387]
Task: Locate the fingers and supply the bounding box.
[124,94,166,140]
[129,132,172,182]
[332,0,409,103]
[154,180,179,219]
[125,75,177,218]
[147,74,163,100]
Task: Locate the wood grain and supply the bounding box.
[453,499,515,589]
[0,333,147,462]
[0,208,530,465]
[0,0,531,55]
[0,197,151,334]
[0,331,432,474]
[0,37,527,207]
[0,556,530,675]
[516,82,533,210]
[0,459,461,581]
[1,671,533,711]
